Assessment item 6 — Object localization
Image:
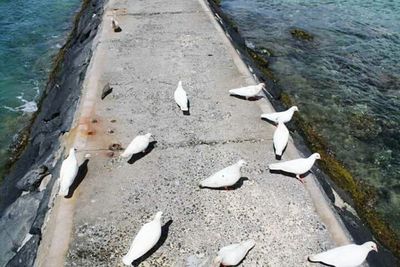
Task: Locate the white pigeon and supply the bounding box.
[122,211,163,266]
[111,16,121,32]
[59,147,79,197]
[273,121,289,157]
[120,133,152,158]
[228,83,265,99]
[212,240,255,267]
[309,241,377,267]
[261,106,298,123]
[268,153,320,183]
[199,160,247,188]
[174,81,188,111]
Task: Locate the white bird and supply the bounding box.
[120,133,152,158]
[111,17,121,32]
[261,106,298,124]
[59,148,79,197]
[268,153,320,183]
[174,81,188,111]
[212,240,255,267]
[309,241,377,267]
[122,211,163,266]
[228,83,265,99]
[273,121,289,158]
[199,160,247,188]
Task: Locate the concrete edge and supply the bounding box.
[36,0,352,266]
[197,0,351,246]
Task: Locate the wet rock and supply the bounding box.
[290,28,314,41]
[6,234,40,267]
[0,191,43,266]
[16,165,49,192]
[349,113,382,140]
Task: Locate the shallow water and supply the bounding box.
[0,0,80,177]
[221,0,400,237]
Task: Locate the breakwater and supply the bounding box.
[208,0,400,265]
[0,0,104,265]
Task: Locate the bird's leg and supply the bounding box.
[296,174,306,184]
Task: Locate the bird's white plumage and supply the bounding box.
[268,153,320,176]
[121,133,152,158]
[309,241,377,267]
[174,81,188,111]
[212,240,255,267]
[59,148,78,197]
[111,17,119,29]
[122,212,163,266]
[228,83,265,98]
[199,160,247,188]
[261,106,298,123]
[273,121,289,157]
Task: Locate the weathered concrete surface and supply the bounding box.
[36,0,352,266]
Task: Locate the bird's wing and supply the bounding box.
[125,221,161,261]
[269,158,308,173]
[174,88,188,109]
[309,244,362,267]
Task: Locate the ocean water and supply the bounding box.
[0,0,81,178]
[220,0,400,241]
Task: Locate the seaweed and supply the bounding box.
[281,92,400,257]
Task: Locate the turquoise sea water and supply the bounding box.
[0,0,81,177]
[221,0,400,240]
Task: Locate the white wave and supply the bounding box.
[2,94,38,113]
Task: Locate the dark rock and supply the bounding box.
[290,28,314,41]
[6,234,40,267]
[16,166,49,192]
[349,113,382,140]
[101,83,113,100]
[0,192,43,266]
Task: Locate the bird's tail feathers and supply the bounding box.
[122,255,132,266]
[308,254,320,262]
[59,187,68,197]
[268,163,281,170]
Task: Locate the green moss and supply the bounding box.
[280,92,400,257]
[212,0,222,6]
[246,47,277,82]
[290,28,314,41]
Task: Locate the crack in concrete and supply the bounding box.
[121,10,207,17]
[78,137,271,153]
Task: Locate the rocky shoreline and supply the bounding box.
[206,1,399,265]
[0,0,105,265]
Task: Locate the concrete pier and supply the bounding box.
[36,0,351,266]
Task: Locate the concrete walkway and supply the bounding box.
[36,0,351,266]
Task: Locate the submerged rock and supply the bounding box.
[349,113,382,140]
[0,191,43,266]
[290,28,314,41]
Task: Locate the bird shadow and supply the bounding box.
[260,117,278,126]
[269,169,310,182]
[307,257,334,267]
[184,99,191,116]
[230,95,263,101]
[199,177,249,190]
[65,159,89,198]
[127,141,157,164]
[131,219,173,266]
